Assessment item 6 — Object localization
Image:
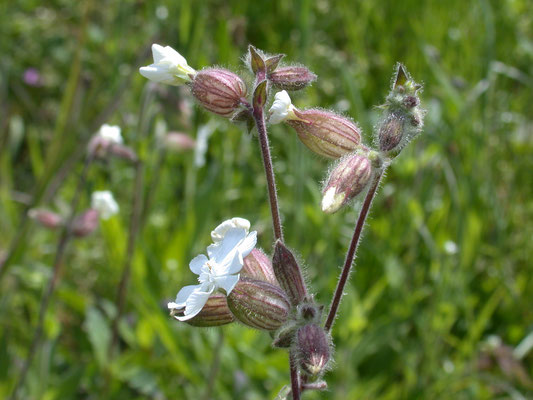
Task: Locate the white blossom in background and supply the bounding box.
[168,219,257,321]
[269,90,298,124]
[444,240,458,255]
[97,124,123,144]
[91,191,119,220]
[194,122,217,167]
[139,44,196,85]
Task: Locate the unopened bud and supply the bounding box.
[295,324,331,378]
[71,209,99,237]
[242,248,279,286]
[227,277,290,331]
[297,302,323,323]
[28,209,64,229]
[272,240,307,306]
[378,113,405,152]
[109,144,138,162]
[191,68,247,118]
[164,132,196,152]
[288,109,366,158]
[272,321,298,348]
[268,66,316,91]
[170,293,234,327]
[321,153,373,214]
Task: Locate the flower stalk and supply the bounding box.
[324,168,385,332]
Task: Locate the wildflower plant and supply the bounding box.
[140,44,425,398]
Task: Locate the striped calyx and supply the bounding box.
[191,68,247,118]
[227,277,290,331]
[287,109,366,159]
[268,66,317,91]
[242,248,279,286]
[272,240,308,307]
[321,153,373,214]
[172,293,235,327]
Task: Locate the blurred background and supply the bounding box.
[1,0,532,399]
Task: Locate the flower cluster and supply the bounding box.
[138,44,425,396]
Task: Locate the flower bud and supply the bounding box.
[295,324,331,378]
[242,248,279,286]
[227,277,290,331]
[268,66,316,91]
[28,209,63,229]
[321,153,373,214]
[71,209,99,237]
[272,321,298,348]
[272,240,307,306]
[378,113,405,152]
[191,68,247,118]
[164,132,196,152]
[376,64,425,155]
[287,109,365,159]
[171,293,235,327]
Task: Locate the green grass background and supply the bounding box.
[1,0,532,398]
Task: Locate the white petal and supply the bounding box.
[167,302,180,310]
[151,44,168,63]
[210,228,246,264]
[177,288,212,321]
[189,254,208,275]
[139,65,172,83]
[269,90,293,124]
[175,284,201,307]
[162,45,188,66]
[215,274,240,295]
[215,250,243,276]
[206,242,218,259]
[237,231,257,258]
[211,217,250,242]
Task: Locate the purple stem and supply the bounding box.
[252,106,284,242]
[289,350,301,400]
[324,169,384,332]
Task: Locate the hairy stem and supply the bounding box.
[289,350,301,400]
[9,156,93,400]
[252,107,284,242]
[324,168,385,332]
[110,159,144,354]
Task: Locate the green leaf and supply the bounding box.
[85,306,111,367]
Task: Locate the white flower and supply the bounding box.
[168,220,257,321]
[269,90,298,124]
[91,191,119,220]
[139,44,196,85]
[97,124,123,144]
